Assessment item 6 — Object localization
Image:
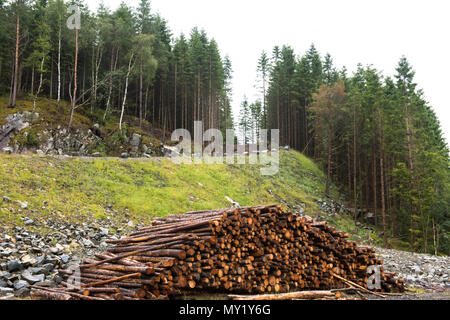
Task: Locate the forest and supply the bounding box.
[0,0,449,255]
[0,0,234,135]
[240,46,450,254]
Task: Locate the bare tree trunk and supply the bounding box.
[104,47,118,121]
[33,56,45,111]
[31,65,35,95]
[57,23,61,104]
[49,53,53,99]
[119,53,135,131]
[139,58,143,128]
[9,3,20,108]
[353,104,358,220]
[325,124,332,196]
[405,103,417,249]
[378,110,386,247]
[68,29,78,130]
[372,140,377,226]
[174,62,177,130]
[347,142,351,202]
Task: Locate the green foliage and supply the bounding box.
[25,128,39,147]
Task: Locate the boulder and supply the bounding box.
[130,133,141,148]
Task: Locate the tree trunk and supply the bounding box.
[9,4,20,108]
[33,56,45,111]
[325,124,332,196]
[119,53,134,131]
[68,29,78,130]
[57,23,61,104]
[372,140,377,226]
[353,104,358,220]
[139,58,143,128]
[378,110,386,247]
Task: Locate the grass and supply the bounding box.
[0,150,327,227]
[0,149,380,244]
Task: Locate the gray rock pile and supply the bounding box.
[375,247,449,289]
[0,217,139,299]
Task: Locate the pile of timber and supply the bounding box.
[31,204,405,300]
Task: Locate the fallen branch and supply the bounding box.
[229,290,335,300]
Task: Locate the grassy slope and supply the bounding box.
[0,150,381,245]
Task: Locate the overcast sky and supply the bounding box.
[86,0,450,144]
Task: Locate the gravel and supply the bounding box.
[375,247,449,289]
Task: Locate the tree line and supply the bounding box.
[0,0,234,135]
[239,45,449,254]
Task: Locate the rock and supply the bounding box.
[44,256,58,266]
[19,201,28,209]
[162,145,180,157]
[0,287,14,295]
[34,280,54,288]
[91,152,101,157]
[53,274,63,284]
[120,152,128,159]
[21,270,45,284]
[411,265,422,274]
[36,149,44,155]
[24,219,34,225]
[143,153,151,158]
[2,196,11,202]
[127,220,134,227]
[21,254,36,266]
[2,147,13,154]
[29,267,44,275]
[13,280,28,290]
[99,227,109,236]
[7,260,23,272]
[0,280,7,288]
[14,286,30,298]
[41,263,54,274]
[130,133,141,148]
[60,254,69,264]
[82,238,94,247]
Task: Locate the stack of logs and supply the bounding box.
[31,204,405,300]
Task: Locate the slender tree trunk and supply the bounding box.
[9,4,20,108]
[57,23,61,104]
[31,66,35,95]
[33,56,45,111]
[68,29,78,130]
[325,124,332,196]
[405,103,417,249]
[378,110,386,247]
[174,62,177,130]
[372,140,377,226]
[49,53,53,99]
[347,142,352,202]
[353,104,358,220]
[139,58,143,128]
[119,53,134,131]
[104,47,117,120]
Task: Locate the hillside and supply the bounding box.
[0,97,166,157]
[0,148,379,244]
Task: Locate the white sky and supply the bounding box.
[86,0,450,145]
